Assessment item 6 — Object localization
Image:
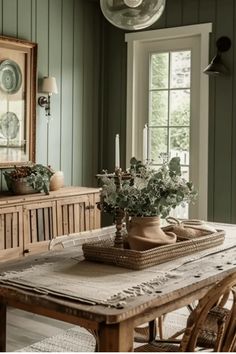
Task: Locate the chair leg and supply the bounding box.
[158,317,164,340]
[148,320,157,341]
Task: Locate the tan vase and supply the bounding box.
[50,171,64,191]
[127,216,177,251]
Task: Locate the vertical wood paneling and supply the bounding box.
[231,2,236,223]
[31,0,36,41]
[101,0,236,223]
[166,0,183,27]
[61,0,73,185]
[17,0,31,39]
[182,0,199,25]
[0,0,3,35]
[2,0,17,36]
[91,4,100,186]
[0,0,104,193]
[103,27,127,172]
[36,0,49,165]
[48,0,62,170]
[72,0,84,185]
[82,2,96,186]
[214,0,234,222]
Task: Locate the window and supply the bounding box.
[125,24,212,219]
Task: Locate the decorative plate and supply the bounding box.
[0,59,22,94]
[0,112,20,139]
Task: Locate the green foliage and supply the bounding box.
[4,164,54,195]
[98,157,197,218]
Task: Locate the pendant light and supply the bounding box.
[100,0,166,31]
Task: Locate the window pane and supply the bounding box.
[181,166,189,181]
[149,90,168,126]
[149,128,168,164]
[170,90,190,126]
[150,53,169,89]
[170,168,189,218]
[170,127,189,165]
[170,51,191,89]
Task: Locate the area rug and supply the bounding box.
[17,326,96,352]
[16,309,188,352]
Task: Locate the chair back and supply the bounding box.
[179,271,236,352]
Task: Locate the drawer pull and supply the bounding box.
[23,249,31,254]
[85,205,95,210]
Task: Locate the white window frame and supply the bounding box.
[125,23,212,220]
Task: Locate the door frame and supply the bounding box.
[125,23,212,220]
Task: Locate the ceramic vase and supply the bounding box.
[50,171,64,191]
[127,216,176,251]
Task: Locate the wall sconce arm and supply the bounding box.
[38,94,51,116]
[38,77,57,121]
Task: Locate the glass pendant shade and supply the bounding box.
[100,0,166,30]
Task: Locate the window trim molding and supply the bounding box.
[125,23,212,220]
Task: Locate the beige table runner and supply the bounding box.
[0,224,236,308]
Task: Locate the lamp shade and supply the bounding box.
[100,0,166,30]
[203,37,231,76]
[41,76,58,94]
[203,54,229,76]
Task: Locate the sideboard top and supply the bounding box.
[0,186,101,207]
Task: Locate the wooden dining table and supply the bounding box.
[0,223,236,352]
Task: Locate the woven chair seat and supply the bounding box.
[135,342,179,352]
[197,306,231,349]
[134,326,150,343]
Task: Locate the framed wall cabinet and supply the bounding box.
[0,187,101,261]
[0,36,37,167]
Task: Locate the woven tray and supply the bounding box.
[82,230,225,270]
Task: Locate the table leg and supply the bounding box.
[0,303,6,352]
[98,319,134,352]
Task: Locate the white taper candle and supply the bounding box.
[115,134,120,169]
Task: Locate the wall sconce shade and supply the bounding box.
[100,0,166,30]
[204,36,231,76]
[41,76,58,94]
[38,76,58,120]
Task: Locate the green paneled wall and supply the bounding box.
[100,0,236,223]
[0,0,102,189]
[1,0,236,224]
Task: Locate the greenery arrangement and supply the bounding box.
[4,164,54,195]
[98,157,197,218]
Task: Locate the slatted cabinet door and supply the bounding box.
[57,193,100,236]
[23,201,57,255]
[0,206,23,261]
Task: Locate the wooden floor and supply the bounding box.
[7,307,72,352]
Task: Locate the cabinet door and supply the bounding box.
[57,194,100,236]
[23,201,57,255]
[0,206,23,261]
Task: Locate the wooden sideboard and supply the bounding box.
[0,187,101,261]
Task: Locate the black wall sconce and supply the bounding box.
[204,36,231,76]
[38,76,58,120]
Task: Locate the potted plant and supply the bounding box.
[98,157,197,250]
[4,164,54,195]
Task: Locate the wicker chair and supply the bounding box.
[135,272,236,352]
